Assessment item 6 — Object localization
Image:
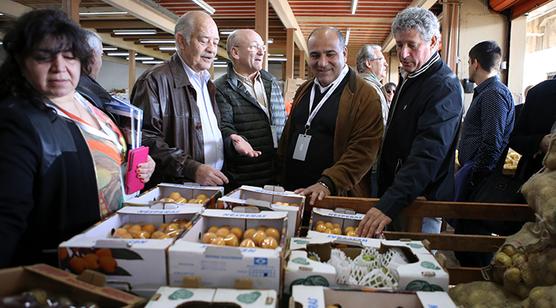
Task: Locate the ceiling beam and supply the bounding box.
[298,16,393,24]
[0,0,32,18]
[269,0,308,56]
[81,19,153,29]
[382,0,438,52]
[101,0,228,60]
[95,31,171,61]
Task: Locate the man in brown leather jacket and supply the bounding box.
[132,11,233,186]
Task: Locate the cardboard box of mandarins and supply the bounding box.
[58,205,202,296]
[289,285,456,308]
[145,286,277,307]
[284,231,449,295]
[125,183,224,209]
[168,208,287,292]
[217,185,305,238]
[309,207,365,236]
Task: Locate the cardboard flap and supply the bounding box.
[117,205,201,215]
[263,185,285,192]
[332,238,364,247]
[333,207,356,215]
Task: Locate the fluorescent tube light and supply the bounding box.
[159,46,177,51]
[345,29,351,45]
[127,56,154,61]
[102,47,117,51]
[139,39,175,44]
[192,0,215,15]
[106,52,130,56]
[113,29,157,35]
[79,11,127,16]
[220,30,234,35]
[143,61,164,64]
[268,57,287,62]
[213,64,228,68]
[267,38,274,44]
[351,0,358,14]
[268,54,284,57]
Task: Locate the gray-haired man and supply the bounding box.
[358,7,463,237]
[356,44,389,126]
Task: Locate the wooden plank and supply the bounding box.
[298,50,305,79]
[255,0,269,70]
[384,232,506,252]
[128,51,136,99]
[404,200,534,221]
[285,28,295,79]
[312,196,378,214]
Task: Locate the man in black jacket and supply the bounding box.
[215,29,286,190]
[358,7,463,237]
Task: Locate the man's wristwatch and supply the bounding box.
[317,181,330,192]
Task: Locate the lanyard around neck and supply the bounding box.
[305,65,348,132]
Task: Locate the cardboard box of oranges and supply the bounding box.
[125,183,224,209]
[58,205,202,296]
[309,207,365,237]
[218,185,305,238]
[285,231,449,294]
[168,208,287,291]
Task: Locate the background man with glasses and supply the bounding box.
[215,29,286,190]
[356,44,389,125]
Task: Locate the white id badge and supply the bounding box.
[292,134,311,161]
[271,125,278,148]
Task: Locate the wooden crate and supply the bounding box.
[312,197,535,284]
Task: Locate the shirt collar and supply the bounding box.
[177,52,210,84]
[233,67,261,85]
[474,75,499,94]
[406,52,440,78]
[314,64,349,92]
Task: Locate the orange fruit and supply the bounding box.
[223,234,239,246]
[136,231,151,239]
[151,231,168,239]
[128,224,142,233]
[230,227,243,239]
[196,193,208,201]
[316,220,325,226]
[158,223,169,232]
[202,232,217,244]
[142,224,156,233]
[69,256,87,274]
[58,248,68,261]
[331,227,342,235]
[176,197,187,203]
[239,239,256,248]
[252,230,266,246]
[165,223,180,232]
[114,228,132,239]
[257,225,267,232]
[211,237,226,246]
[95,248,112,258]
[315,224,327,233]
[243,228,256,240]
[346,230,357,237]
[344,226,355,234]
[180,221,192,230]
[324,222,333,229]
[168,192,182,201]
[215,227,230,238]
[261,237,278,249]
[265,228,280,241]
[99,256,117,273]
[207,225,219,233]
[121,224,132,230]
[83,253,99,270]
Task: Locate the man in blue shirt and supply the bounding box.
[458,40,515,197]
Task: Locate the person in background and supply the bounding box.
[358,7,463,237]
[77,30,112,111]
[277,27,383,216]
[384,82,396,106]
[356,44,389,126]
[131,11,228,187]
[457,41,515,201]
[510,77,556,183]
[0,9,154,267]
[215,29,286,190]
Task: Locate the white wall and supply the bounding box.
[458,0,508,113]
[97,56,150,93]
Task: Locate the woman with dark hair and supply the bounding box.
[0,9,155,267]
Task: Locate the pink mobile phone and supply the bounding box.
[124,146,149,194]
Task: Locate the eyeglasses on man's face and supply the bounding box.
[386,89,394,94]
[237,44,267,52]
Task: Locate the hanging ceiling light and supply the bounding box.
[113,29,157,35]
[351,0,358,14]
[192,0,215,15]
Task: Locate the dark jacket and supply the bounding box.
[0,97,100,267]
[77,74,122,125]
[376,53,463,218]
[277,67,383,197]
[131,54,220,186]
[510,79,556,181]
[214,64,286,189]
